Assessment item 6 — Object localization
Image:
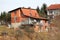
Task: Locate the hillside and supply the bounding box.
[53,15,60,28]
[0,15,60,40]
[49,15,60,40]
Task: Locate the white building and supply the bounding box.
[47,4,60,19]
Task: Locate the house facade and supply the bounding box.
[9,7,49,32]
[47,4,60,19]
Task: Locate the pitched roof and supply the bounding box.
[21,8,40,19]
[9,7,48,20]
[47,4,60,10]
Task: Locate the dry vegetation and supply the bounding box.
[0,15,60,40]
[0,26,48,40]
[49,15,60,40]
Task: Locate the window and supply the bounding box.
[49,10,52,13]
[14,16,17,22]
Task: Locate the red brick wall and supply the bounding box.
[11,9,28,23]
[11,9,21,23]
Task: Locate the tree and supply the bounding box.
[36,6,42,16]
[0,12,6,21]
[41,3,47,18]
[0,12,3,20]
[36,6,40,13]
[6,13,11,24]
[0,12,11,25]
[3,12,6,21]
[0,13,1,21]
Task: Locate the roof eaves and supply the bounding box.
[8,7,21,13]
[8,7,36,13]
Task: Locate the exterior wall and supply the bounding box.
[11,9,37,27]
[47,9,60,16]
[11,9,22,27]
[54,10,60,16]
[33,20,49,32]
[21,18,31,24]
[40,20,49,32]
[21,18,37,24]
[11,9,21,23]
[47,10,54,15]
[34,25,40,32]
[48,10,60,16]
[11,8,48,30]
[11,22,21,28]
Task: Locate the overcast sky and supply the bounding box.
[0,0,60,13]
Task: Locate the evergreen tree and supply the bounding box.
[41,3,47,18]
[0,15,1,21]
[36,6,40,13]
[0,12,3,20]
[0,11,11,24]
[6,13,11,24]
[36,6,45,17]
[2,12,6,21]
[36,6,42,16]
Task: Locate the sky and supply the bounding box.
[0,0,60,13]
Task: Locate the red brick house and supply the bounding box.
[9,7,49,32]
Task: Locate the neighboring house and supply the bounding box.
[9,7,49,32]
[47,4,60,19]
